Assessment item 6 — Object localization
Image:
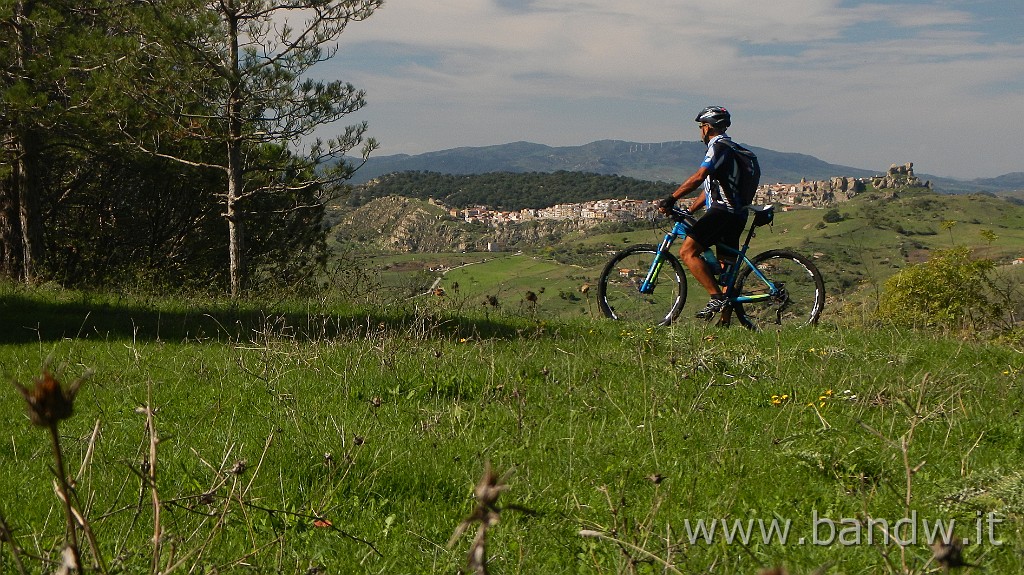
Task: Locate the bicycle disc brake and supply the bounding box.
[772,284,790,324]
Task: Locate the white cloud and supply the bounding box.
[319,0,1024,178]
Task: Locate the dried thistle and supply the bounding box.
[229,459,248,475]
[448,462,513,575]
[12,367,94,573]
[13,370,84,427]
[931,538,974,571]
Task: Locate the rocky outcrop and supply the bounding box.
[755,176,866,207]
[755,162,931,207]
[873,162,931,189]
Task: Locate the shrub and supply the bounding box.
[878,247,1000,331]
[822,208,844,223]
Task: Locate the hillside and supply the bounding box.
[341,171,676,211]
[328,195,604,255]
[348,140,1024,194]
[330,185,1024,318]
[974,172,1024,192]
[758,188,1024,295]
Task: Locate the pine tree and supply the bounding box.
[120,0,382,297]
[0,1,137,283]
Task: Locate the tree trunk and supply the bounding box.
[14,131,43,282]
[225,1,245,298]
[226,154,245,298]
[0,153,23,278]
[8,0,43,283]
[0,132,44,284]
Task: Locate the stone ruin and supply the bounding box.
[755,176,866,207]
[872,162,931,189]
[755,161,933,207]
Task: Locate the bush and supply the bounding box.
[822,208,844,223]
[878,247,1000,331]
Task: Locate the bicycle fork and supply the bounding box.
[639,233,676,294]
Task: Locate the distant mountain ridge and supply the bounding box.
[348,140,1022,194]
[349,139,875,186]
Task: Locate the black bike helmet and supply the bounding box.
[695,106,731,129]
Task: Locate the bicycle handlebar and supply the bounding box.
[668,206,698,227]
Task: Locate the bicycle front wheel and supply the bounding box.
[597,244,687,326]
[733,249,824,328]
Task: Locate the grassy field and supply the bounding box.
[351,188,1024,329]
[2,284,1023,574]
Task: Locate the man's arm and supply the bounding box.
[659,166,711,213]
[671,166,711,200]
[686,190,706,213]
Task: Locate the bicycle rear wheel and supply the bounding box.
[733,249,824,328]
[597,244,687,326]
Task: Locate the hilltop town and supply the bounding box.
[447,162,930,226]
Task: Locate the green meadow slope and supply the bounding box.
[341,187,1024,324]
[0,288,1022,573]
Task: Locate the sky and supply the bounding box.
[317,0,1024,179]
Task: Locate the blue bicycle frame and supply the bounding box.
[639,207,778,305]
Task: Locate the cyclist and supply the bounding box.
[658,106,752,320]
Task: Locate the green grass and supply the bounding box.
[359,187,1024,318]
[2,286,1023,574]
[439,254,597,317]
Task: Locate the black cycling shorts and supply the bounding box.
[689,208,749,257]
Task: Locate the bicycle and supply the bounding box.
[596,205,824,329]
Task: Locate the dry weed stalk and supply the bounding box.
[9,363,381,575]
[140,378,163,575]
[577,530,684,575]
[857,373,975,574]
[13,367,106,574]
[0,509,29,575]
[172,433,379,571]
[448,462,520,575]
[578,477,684,575]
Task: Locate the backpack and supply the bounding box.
[717,139,761,206]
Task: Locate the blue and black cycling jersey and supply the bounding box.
[699,134,746,213]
